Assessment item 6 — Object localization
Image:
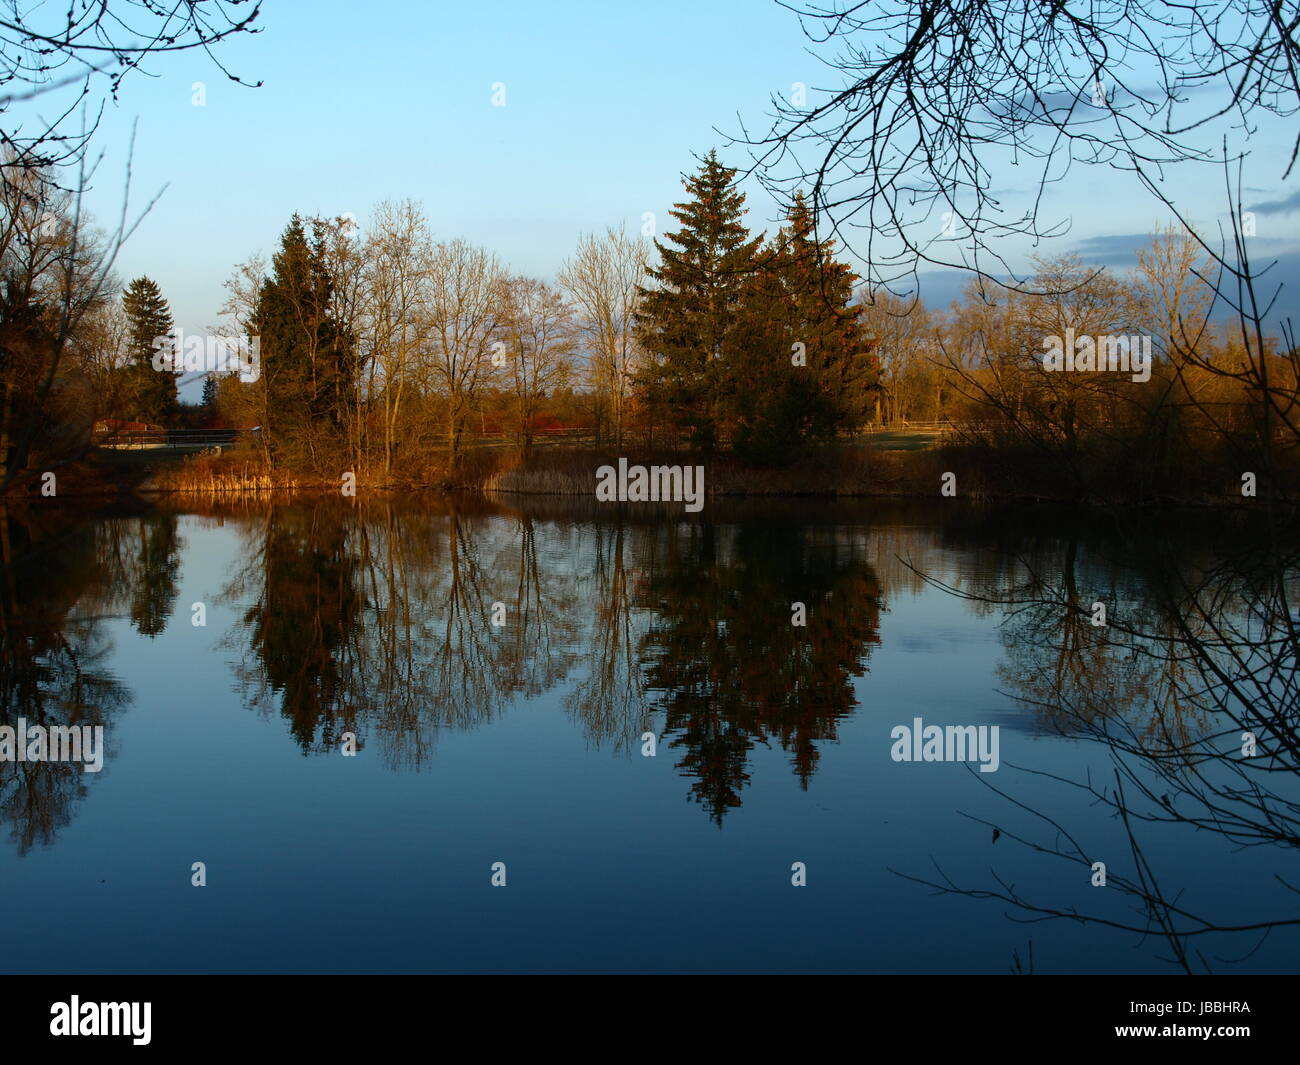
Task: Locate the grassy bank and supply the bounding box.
[139,442,948,500]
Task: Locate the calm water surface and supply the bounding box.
[1,495,1294,973]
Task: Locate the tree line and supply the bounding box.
[3,150,1296,494]
[201,149,877,474]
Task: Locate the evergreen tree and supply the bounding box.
[201,373,219,417]
[636,150,763,449]
[255,215,356,467]
[725,193,875,464]
[129,515,182,638]
[122,276,177,425]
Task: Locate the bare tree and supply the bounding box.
[312,215,370,474]
[858,290,936,424]
[0,2,260,489]
[364,200,432,476]
[739,1,1300,298]
[933,254,1141,493]
[0,0,261,175]
[559,226,648,444]
[1131,223,1215,364]
[220,253,267,339]
[69,295,131,419]
[215,252,268,457]
[499,276,574,456]
[424,238,506,466]
[0,151,130,490]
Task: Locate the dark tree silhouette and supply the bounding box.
[739,0,1300,297]
[895,511,1300,972]
[638,515,882,822]
[0,0,260,175]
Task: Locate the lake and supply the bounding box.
[1,494,1295,974]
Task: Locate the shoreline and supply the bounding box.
[5,441,1295,511]
[8,480,1294,514]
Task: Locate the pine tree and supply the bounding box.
[122,276,177,425]
[255,215,356,467]
[636,150,763,449]
[201,373,219,416]
[725,193,875,463]
[784,193,876,433]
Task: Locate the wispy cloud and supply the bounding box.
[1073,233,1151,264]
[1249,189,1300,214]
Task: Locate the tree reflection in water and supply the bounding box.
[218,497,884,821]
[896,510,1300,972]
[0,505,159,853]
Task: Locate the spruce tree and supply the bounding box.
[636,150,763,449]
[201,374,219,417]
[255,215,355,467]
[725,193,875,463]
[122,276,178,425]
[783,192,875,433]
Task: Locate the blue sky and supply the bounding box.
[70,0,806,335]
[20,0,1297,392]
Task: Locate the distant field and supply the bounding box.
[862,429,948,452]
